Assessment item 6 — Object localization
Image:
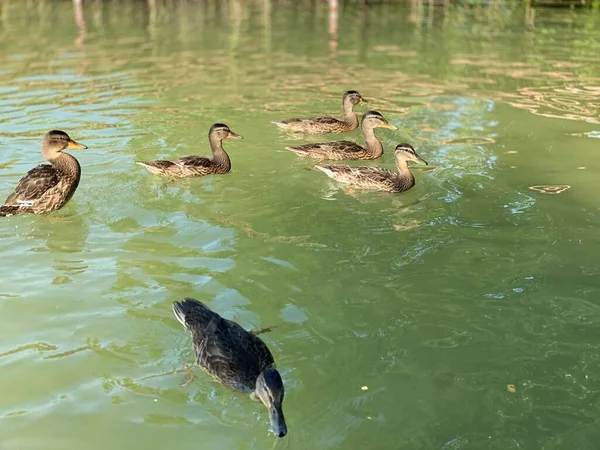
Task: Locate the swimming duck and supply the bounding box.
[0,130,87,217]
[135,123,242,178]
[314,143,427,193]
[285,111,397,161]
[172,298,287,438]
[272,90,366,134]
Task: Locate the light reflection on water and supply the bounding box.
[0,1,600,449]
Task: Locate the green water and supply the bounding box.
[1,1,600,448]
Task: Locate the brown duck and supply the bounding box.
[314,143,428,193]
[173,298,287,438]
[285,111,397,161]
[136,123,242,178]
[0,130,87,217]
[272,90,366,134]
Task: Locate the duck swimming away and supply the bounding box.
[136,123,243,179]
[0,130,87,217]
[272,90,366,134]
[172,298,287,438]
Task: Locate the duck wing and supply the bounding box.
[135,155,215,177]
[315,164,401,190]
[276,115,339,126]
[173,155,213,168]
[286,140,364,160]
[2,164,59,207]
[173,298,274,391]
[300,116,341,125]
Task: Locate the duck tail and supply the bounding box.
[0,205,19,217]
[285,146,307,156]
[172,298,210,329]
[135,161,154,169]
[271,121,288,129]
[135,160,168,176]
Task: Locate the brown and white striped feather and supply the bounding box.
[286,140,371,160]
[274,116,355,134]
[136,155,230,179]
[315,164,415,193]
[173,298,275,393]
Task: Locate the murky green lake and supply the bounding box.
[1,1,600,448]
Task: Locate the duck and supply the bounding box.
[314,143,427,193]
[135,123,243,178]
[0,130,87,217]
[272,90,366,134]
[172,298,287,438]
[285,111,397,161]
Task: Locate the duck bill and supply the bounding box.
[380,122,398,130]
[359,97,368,104]
[228,131,243,140]
[268,404,287,438]
[412,154,428,165]
[66,139,88,150]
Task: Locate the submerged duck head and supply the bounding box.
[343,90,367,105]
[255,367,287,438]
[42,130,87,157]
[395,143,428,165]
[361,110,397,130]
[209,123,243,141]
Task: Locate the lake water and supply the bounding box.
[1,1,600,449]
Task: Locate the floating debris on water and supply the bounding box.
[528,185,571,194]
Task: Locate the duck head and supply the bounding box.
[394,143,428,165]
[42,130,87,158]
[343,90,367,105]
[209,123,243,141]
[361,110,397,130]
[255,367,287,438]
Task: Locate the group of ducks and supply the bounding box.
[134,90,428,193]
[0,90,428,438]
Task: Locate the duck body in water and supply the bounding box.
[286,110,397,161]
[314,143,428,193]
[172,298,287,438]
[272,90,367,134]
[0,130,87,217]
[136,123,243,179]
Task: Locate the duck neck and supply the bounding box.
[47,152,81,179]
[396,158,415,185]
[361,124,383,158]
[209,135,231,170]
[342,100,358,128]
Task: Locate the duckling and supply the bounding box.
[0,130,87,217]
[172,298,287,438]
[314,143,427,193]
[272,90,366,134]
[135,123,242,178]
[286,111,397,161]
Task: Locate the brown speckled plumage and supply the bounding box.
[0,130,87,217]
[136,123,242,179]
[285,111,397,161]
[314,143,428,193]
[272,91,366,134]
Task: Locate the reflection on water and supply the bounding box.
[1,1,600,449]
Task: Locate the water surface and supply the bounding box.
[1,1,600,449]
